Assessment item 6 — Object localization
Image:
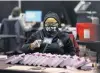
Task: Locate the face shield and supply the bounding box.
[44,18,59,33]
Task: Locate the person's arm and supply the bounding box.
[19,13,36,31]
[65,38,76,56]
[63,33,76,56]
[21,32,37,53]
[21,30,43,53]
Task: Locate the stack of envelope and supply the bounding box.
[5,53,93,70]
[81,63,93,70]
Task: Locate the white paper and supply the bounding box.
[43,37,52,44]
[84,29,90,39]
[0,55,7,60]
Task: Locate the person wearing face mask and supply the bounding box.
[21,12,75,56]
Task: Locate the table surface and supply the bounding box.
[77,40,100,52]
[0,60,94,73]
[77,40,100,43]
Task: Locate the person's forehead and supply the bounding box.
[45,18,57,23]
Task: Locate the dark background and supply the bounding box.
[21,1,78,26]
[0,1,100,27]
[0,1,18,23]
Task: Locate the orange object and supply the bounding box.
[76,23,97,41]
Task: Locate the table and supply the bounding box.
[0,60,93,73]
[77,40,100,63]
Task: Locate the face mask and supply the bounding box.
[45,22,59,32]
[45,27,56,32]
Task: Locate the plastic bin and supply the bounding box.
[76,23,97,41]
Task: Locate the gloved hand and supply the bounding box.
[30,40,42,50]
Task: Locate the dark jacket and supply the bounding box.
[21,29,75,56]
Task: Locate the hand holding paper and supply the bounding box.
[30,40,42,50]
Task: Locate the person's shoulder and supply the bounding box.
[31,29,43,36]
[36,29,43,34]
[59,31,69,36]
[8,15,12,19]
[8,15,20,20]
[20,13,25,17]
[58,31,70,39]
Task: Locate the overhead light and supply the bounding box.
[86,11,97,14]
[74,1,91,13]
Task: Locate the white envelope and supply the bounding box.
[81,63,93,70]
[28,55,37,65]
[23,55,32,65]
[36,56,46,66]
[74,57,86,68]
[31,56,39,65]
[51,56,59,67]
[24,55,33,65]
[42,57,50,66]
[59,55,69,67]
[28,56,36,65]
[11,56,23,64]
[25,55,33,65]
[43,37,52,44]
[53,58,64,68]
[38,56,47,66]
[5,55,15,64]
[33,56,42,66]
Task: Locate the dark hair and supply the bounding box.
[11,7,21,17]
